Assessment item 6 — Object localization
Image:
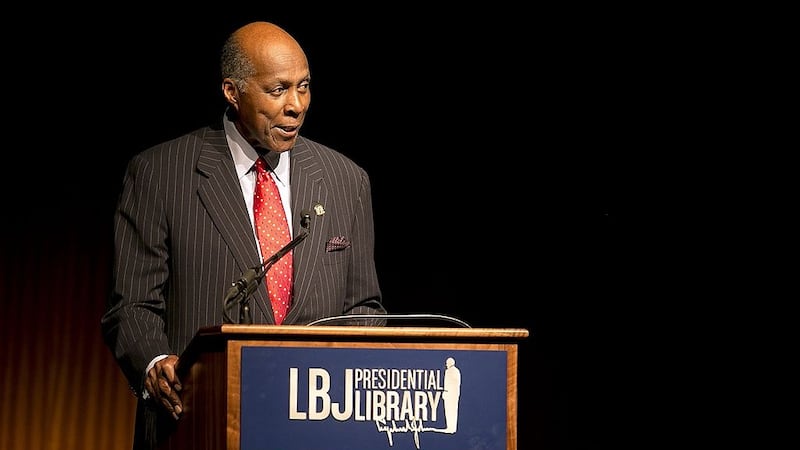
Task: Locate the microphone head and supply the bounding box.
[300,210,312,229]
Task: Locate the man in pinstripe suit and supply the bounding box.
[101,21,386,449]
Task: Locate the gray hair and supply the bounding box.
[220,35,256,93]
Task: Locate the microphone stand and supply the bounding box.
[224,212,311,324]
[241,229,309,324]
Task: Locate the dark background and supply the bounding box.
[3,6,628,449]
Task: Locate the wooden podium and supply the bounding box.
[164,324,529,450]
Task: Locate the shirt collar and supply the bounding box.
[223,112,290,184]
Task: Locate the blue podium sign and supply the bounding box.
[238,342,510,450]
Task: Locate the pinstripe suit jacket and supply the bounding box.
[101,122,385,398]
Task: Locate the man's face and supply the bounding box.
[235,45,311,153]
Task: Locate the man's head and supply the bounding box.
[221,22,310,153]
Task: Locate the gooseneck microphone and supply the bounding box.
[223,210,312,324]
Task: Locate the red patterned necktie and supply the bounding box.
[253,157,292,324]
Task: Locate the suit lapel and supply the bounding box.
[288,138,327,315]
[195,130,269,318]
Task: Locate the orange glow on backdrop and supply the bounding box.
[1,223,135,450]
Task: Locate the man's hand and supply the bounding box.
[144,354,183,420]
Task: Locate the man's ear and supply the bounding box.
[222,79,239,106]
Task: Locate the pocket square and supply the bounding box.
[325,236,351,252]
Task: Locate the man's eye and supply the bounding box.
[269,87,286,95]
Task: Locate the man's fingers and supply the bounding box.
[151,376,183,420]
[144,368,161,400]
[157,376,175,396]
[146,355,184,420]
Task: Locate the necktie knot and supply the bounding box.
[254,157,270,177]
